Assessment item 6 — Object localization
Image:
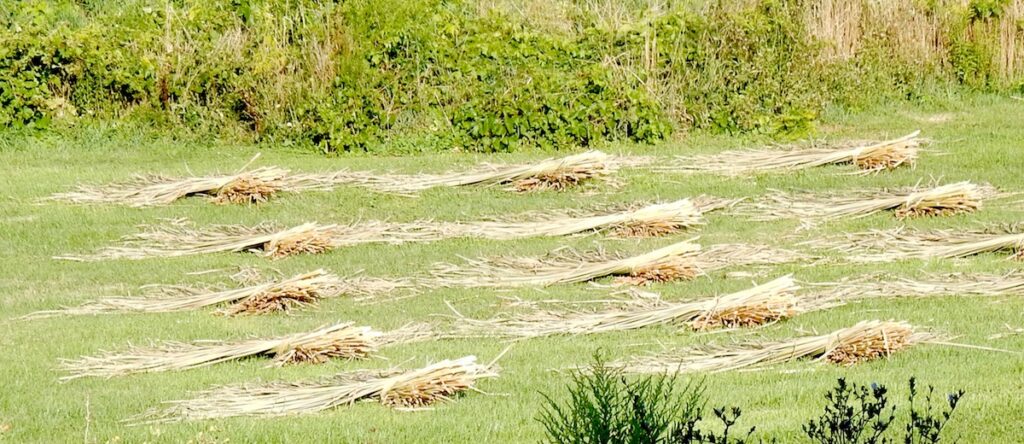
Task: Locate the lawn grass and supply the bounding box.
[1,96,1023,443]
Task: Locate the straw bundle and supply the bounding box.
[56,219,440,261]
[430,240,703,288]
[431,240,807,288]
[59,323,391,380]
[135,356,496,422]
[835,272,1024,299]
[618,320,933,374]
[740,182,997,222]
[49,166,293,207]
[440,199,707,240]
[692,243,811,271]
[331,151,614,194]
[613,257,699,286]
[22,270,412,319]
[454,276,806,338]
[814,225,1024,262]
[658,131,920,175]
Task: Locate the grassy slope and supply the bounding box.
[1,96,1023,443]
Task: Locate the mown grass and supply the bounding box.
[1,96,1023,443]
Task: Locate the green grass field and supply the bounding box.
[2,96,1023,443]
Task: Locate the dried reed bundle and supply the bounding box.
[739,181,997,222]
[658,131,920,175]
[49,167,292,207]
[430,240,806,288]
[22,270,412,319]
[56,219,440,261]
[455,276,805,338]
[692,243,811,271]
[135,356,496,422]
[326,151,614,194]
[835,272,1024,299]
[813,225,1024,262]
[438,199,706,240]
[618,320,934,374]
[431,240,703,288]
[60,323,389,380]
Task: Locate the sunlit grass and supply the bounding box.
[1,96,1022,442]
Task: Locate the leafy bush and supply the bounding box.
[804,378,965,444]
[539,356,966,443]
[803,378,896,444]
[904,378,964,444]
[1,0,1022,152]
[538,353,760,444]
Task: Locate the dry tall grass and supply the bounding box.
[805,0,1024,82]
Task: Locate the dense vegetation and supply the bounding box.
[539,355,965,443]
[2,0,1023,152]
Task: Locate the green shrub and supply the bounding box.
[539,356,966,443]
[1,0,1021,152]
[538,353,759,444]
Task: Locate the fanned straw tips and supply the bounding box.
[454,276,815,338]
[133,355,497,423]
[55,218,442,261]
[22,270,413,319]
[332,150,615,194]
[431,240,806,288]
[617,320,935,374]
[657,131,921,175]
[738,181,999,222]
[811,224,1024,262]
[59,322,435,380]
[48,165,298,207]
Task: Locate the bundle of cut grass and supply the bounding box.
[812,224,1024,262]
[618,320,934,374]
[56,218,441,261]
[834,272,1024,298]
[443,199,708,240]
[658,131,920,175]
[689,243,811,272]
[455,276,810,338]
[59,322,426,380]
[431,240,806,288]
[330,150,614,194]
[22,270,413,319]
[49,166,294,207]
[431,240,703,288]
[134,355,496,422]
[739,181,997,222]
